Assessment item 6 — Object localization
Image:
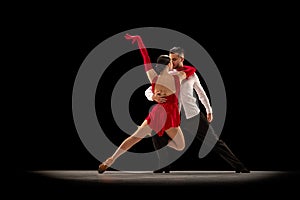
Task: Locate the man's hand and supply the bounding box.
[207,113,213,123]
[152,91,167,103]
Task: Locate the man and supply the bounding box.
[145,47,250,173]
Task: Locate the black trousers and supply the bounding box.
[152,112,247,171]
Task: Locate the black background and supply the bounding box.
[7,11,298,177]
[4,7,299,198]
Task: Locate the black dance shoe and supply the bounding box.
[235,168,250,173]
[153,168,164,173]
[153,166,170,173]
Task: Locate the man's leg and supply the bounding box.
[152,133,171,173]
[186,112,250,173]
[213,139,250,172]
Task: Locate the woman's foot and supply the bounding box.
[98,157,114,174]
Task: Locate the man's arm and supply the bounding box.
[145,86,154,101]
[144,85,167,103]
[193,73,213,122]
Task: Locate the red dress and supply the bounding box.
[145,76,181,137]
[128,35,196,137]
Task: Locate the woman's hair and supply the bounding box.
[154,55,170,74]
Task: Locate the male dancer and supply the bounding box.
[146,47,250,173]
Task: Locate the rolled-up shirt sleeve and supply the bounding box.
[145,85,153,101]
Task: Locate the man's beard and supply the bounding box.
[173,64,179,69]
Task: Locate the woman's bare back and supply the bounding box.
[154,75,177,97]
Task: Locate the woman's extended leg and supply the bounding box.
[98,120,152,173]
[165,127,185,151]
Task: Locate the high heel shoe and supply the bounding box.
[98,163,109,174]
[98,157,114,174]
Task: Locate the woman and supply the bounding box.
[98,34,195,173]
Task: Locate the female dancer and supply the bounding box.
[98,34,195,173]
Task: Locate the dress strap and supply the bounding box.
[174,75,180,97]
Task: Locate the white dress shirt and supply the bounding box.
[145,71,212,119]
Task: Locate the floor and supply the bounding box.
[11,170,299,198]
